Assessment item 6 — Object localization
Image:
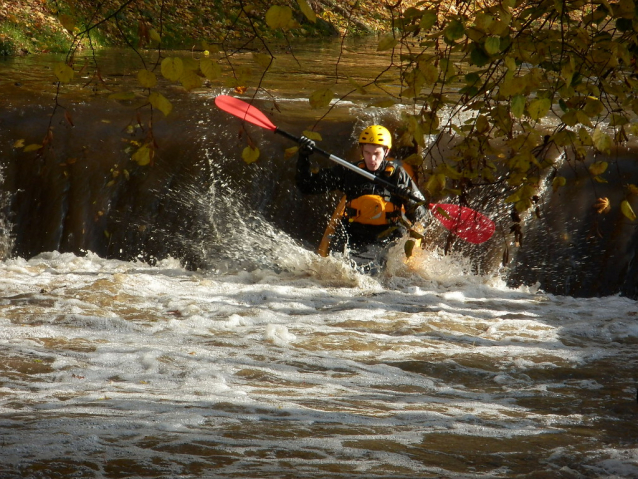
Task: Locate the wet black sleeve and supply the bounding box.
[296,152,344,195]
[394,168,429,225]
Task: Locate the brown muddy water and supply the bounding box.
[0,38,637,478]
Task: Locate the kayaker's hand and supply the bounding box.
[298,136,315,156]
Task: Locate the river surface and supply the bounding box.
[1,39,638,478]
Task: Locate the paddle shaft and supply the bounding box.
[275,128,423,204]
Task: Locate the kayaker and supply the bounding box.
[296,125,429,272]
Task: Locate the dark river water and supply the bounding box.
[0,39,637,479]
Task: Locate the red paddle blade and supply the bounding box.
[214,95,277,131]
[430,203,495,244]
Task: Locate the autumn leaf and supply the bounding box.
[588,161,608,176]
[297,0,316,23]
[109,91,136,101]
[302,130,322,141]
[53,63,74,83]
[58,14,76,33]
[149,91,172,116]
[552,176,566,192]
[484,36,501,55]
[594,197,611,214]
[137,69,157,88]
[13,139,25,148]
[200,58,221,80]
[266,5,293,29]
[511,94,525,118]
[132,144,153,166]
[621,200,637,221]
[252,52,273,69]
[309,88,334,109]
[592,128,612,154]
[242,146,260,164]
[377,35,397,51]
[180,70,202,91]
[161,57,184,82]
[24,144,43,152]
[528,98,551,121]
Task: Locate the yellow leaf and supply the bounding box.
[252,52,273,69]
[24,144,43,152]
[58,14,76,33]
[180,69,202,91]
[309,88,333,109]
[302,130,322,141]
[242,146,260,164]
[53,63,74,83]
[621,200,637,221]
[297,0,316,23]
[592,128,612,154]
[149,28,161,44]
[265,5,293,29]
[588,161,608,176]
[108,91,136,101]
[284,146,299,159]
[132,144,153,166]
[200,58,221,80]
[149,91,172,116]
[552,176,566,192]
[528,98,551,121]
[377,35,397,51]
[13,139,25,148]
[137,69,157,88]
[161,57,184,82]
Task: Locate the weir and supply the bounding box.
[1,47,638,298]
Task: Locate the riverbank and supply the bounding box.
[0,0,412,56]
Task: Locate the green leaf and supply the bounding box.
[484,36,501,55]
[242,146,260,164]
[200,58,221,80]
[53,63,74,83]
[444,19,465,42]
[149,91,172,117]
[377,35,398,51]
[161,57,184,82]
[511,94,525,118]
[297,0,316,23]
[528,98,552,121]
[309,88,333,109]
[420,10,437,30]
[137,69,157,88]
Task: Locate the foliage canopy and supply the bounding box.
[11,0,638,247]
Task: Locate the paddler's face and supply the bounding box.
[361,144,387,171]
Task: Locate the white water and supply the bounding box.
[1,240,637,478]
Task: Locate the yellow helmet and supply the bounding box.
[358,125,392,149]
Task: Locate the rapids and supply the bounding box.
[1,39,638,478]
[0,248,637,478]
